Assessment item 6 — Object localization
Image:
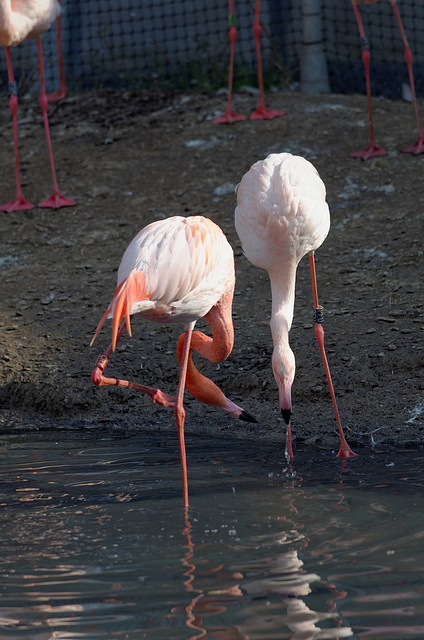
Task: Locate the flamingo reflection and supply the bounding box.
[176,508,353,640]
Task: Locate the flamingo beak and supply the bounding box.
[277,378,292,425]
[281,408,292,425]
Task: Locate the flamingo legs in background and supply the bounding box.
[47,3,67,103]
[212,0,246,124]
[0,0,75,212]
[91,216,257,508]
[213,0,285,124]
[235,153,355,459]
[351,0,424,159]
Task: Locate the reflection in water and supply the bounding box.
[178,490,353,640]
[0,435,424,638]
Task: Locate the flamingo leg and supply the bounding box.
[174,322,197,509]
[213,0,246,124]
[91,319,176,408]
[350,3,386,160]
[36,39,75,209]
[0,48,33,212]
[250,0,285,120]
[285,421,294,461]
[47,5,67,103]
[308,252,356,458]
[391,3,424,155]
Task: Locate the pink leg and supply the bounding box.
[213,0,246,124]
[250,0,285,121]
[91,319,176,408]
[350,3,386,160]
[174,322,197,509]
[91,317,190,507]
[309,252,356,459]
[36,39,75,209]
[391,3,424,155]
[0,48,33,212]
[47,7,67,103]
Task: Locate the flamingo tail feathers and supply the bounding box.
[91,270,151,349]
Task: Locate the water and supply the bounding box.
[0,430,424,640]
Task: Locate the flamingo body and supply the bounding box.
[91,215,256,506]
[93,216,235,342]
[235,153,354,458]
[0,0,60,47]
[235,154,329,274]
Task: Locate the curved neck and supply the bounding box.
[199,284,234,362]
[269,263,297,340]
[176,282,234,407]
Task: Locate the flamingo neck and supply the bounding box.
[199,286,234,362]
[268,263,297,339]
[176,284,235,408]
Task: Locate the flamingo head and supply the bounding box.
[272,347,296,425]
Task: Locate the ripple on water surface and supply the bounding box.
[0,431,423,639]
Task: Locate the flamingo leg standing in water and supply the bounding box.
[91,216,257,508]
[308,252,354,459]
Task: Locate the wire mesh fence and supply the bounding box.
[1,0,424,98]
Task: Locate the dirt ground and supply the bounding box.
[0,87,423,455]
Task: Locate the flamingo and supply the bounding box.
[351,0,424,159]
[0,0,75,212]
[212,0,285,124]
[90,215,257,508]
[234,153,355,459]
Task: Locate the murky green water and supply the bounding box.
[0,430,423,639]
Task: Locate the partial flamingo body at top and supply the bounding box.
[91,215,256,507]
[0,0,72,211]
[235,153,355,458]
[0,0,60,46]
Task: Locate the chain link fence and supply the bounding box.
[1,0,424,98]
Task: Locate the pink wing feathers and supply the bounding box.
[91,216,234,350]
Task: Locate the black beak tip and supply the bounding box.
[281,408,291,425]
[239,409,258,424]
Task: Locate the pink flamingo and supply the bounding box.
[0,0,75,212]
[213,0,285,124]
[351,0,424,159]
[235,153,355,459]
[91,215,257,508]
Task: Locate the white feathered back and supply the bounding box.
[235,153,330,272]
